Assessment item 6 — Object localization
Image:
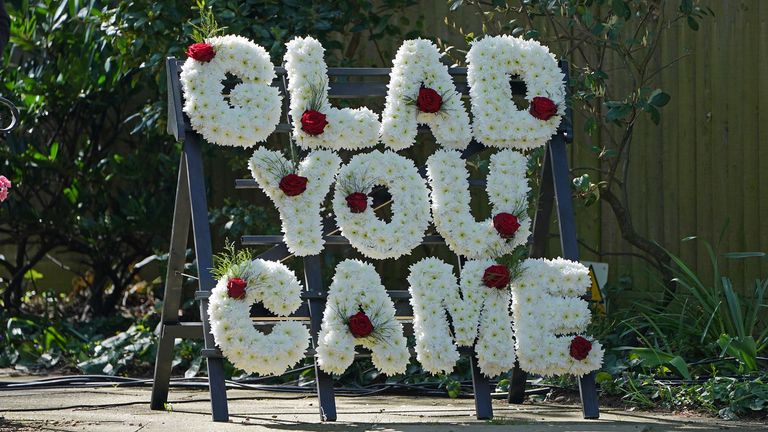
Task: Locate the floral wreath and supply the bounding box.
[180,35,282,148]
[207,247,310,375]
[467,35,566,150]
[316,259,410,375]
[284,36,380,151]
[408,257,517,378]
[426,149,530,259]
[511,258,604,376]
[248,148,341,257]
[332,150,432,260]
[380,39,472,151]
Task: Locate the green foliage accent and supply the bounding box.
[211,241,253,281]
[189,0,227,43]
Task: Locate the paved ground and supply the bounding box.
[2,384,766,432]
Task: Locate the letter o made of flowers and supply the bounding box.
[467,35,566,150]
[207,259,310,376]
[333,150,432,260]
[180,35,282,148]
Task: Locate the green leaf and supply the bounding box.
[612,0,631,20]
[605,103,632,122]
[24,269,44,281]
[687,16,699,31]
[723,252,766,259]
[649,90,671,107]
[595,371,613,383]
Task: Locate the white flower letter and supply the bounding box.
[249,148,341,256]
[427,149,530,259]
[316,259,410,375]
[511,258,604,376]
[467,35,565,150]
[208,259,310,375]
[380,39,472,151]
[284,36,380,150]
[333,150,432,260]
[180,35,282,147]
[408,258,516,377]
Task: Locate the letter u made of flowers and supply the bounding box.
[316,259,410,375]
[511,258,604,376]
[408,257,517,378]
[284,36,380,151]
[379,39,472,151]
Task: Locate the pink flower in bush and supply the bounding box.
[0,175,11,203]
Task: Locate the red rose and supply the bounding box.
[493,212,521,239]
[227,277,247,299]
[348,311,374,338]
[416,86,442,113]
[569,335,593,360]
[482,265,510,289]
[279,173,308,197]
[346,192,368,213]
[186,42,216,63]
[529,96,558,120]
[301,110,328,135]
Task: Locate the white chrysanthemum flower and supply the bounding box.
[332,150,431,260]
[466,35,565,150]
[208,259,310,376]
[510,258,604,376]
[380,39,472,151]
[427,149,530,258]
[316,259,410,375]
[180,35,282,147]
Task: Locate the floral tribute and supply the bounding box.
[184,33,604,381]
[332,150,431,260]
[408,258,517,377]
[467,35,565,150]
[426,149,530,258]
[510,258,604,376]
[248,148,341,256]
[316,259,410,375]
[180,35,282,148]
[380,39,472,151]
[207,246,310,376]
[284,36,380,151]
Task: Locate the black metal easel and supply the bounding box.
[150,57,599,422]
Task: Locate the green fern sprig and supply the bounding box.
[211,241,253,281]
[190,0,227,43]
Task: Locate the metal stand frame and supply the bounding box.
[150,57,598,422]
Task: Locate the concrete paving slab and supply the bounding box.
[0,385,764,432]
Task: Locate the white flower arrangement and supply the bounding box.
[426,149,530,259]
[466,35,565,150]
[248,148,341,257]
[284,36,380,151]
[380,39,472,151]
[332,150,432,260]
[408,257,516,378]
[180,35,282,148]
[511,258,604,376]
[207,252,310,376]
[316,259,410,375]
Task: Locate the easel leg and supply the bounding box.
[469,352,493,419]
[304,255,337,421]
[151,155,191,410]
[549,136,601,420]
[185,137,229,422]
[507,363,528,404]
